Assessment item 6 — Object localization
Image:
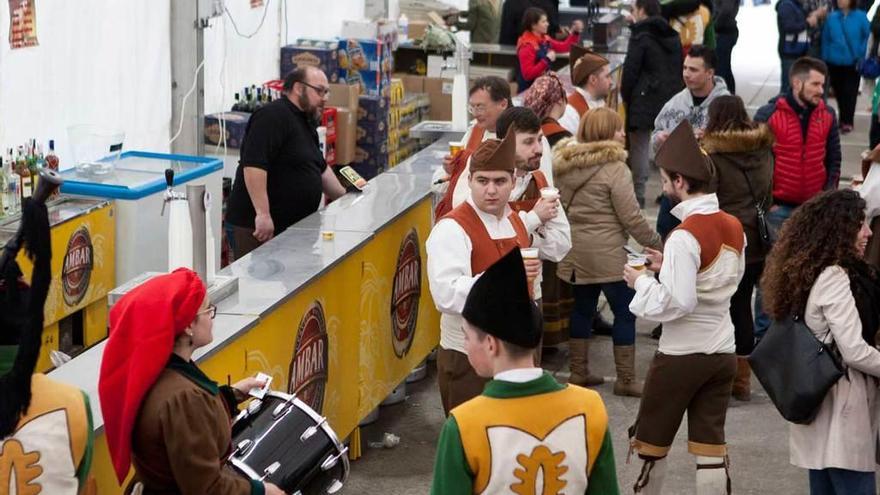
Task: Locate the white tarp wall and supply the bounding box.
[1,0,379,162]
[0,0,172,163]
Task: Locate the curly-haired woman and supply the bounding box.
[762,189,880,495]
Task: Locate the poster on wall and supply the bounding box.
[8,0,37,49]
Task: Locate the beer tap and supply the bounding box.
[161,168,186,216]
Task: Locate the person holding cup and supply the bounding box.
[495,108,572,340]
[432,76,511,219]
[553,107,661,396]
[623,120,745,494]
[427,129,555,415]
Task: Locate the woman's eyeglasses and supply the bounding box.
[198,305,217,320]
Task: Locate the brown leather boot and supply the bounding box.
[732,356,751,401]
[613,345,643,397]
[569,339,604,386]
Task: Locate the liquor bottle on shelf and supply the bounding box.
[45,140,59,171]
[254,88,264,111]
[17,146,32,200]
[6,153,20,215]
[27,143,38,195]
[231,92,242,112]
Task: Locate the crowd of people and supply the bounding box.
[426,2,880,494]
[5,2,880,495]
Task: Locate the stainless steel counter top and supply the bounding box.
[215,227,372,317]
[0,196,110,236]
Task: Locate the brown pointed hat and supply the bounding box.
[470,128,516,173]
[655,120,713,183]
[570,45,609,87]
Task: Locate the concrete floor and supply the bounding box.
[341,4,875,493]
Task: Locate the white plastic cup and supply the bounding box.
[627,253,648,271]
[520,247,539,259]
[540,186,559,201]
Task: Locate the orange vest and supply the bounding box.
[541,119,568,140]
[508,171,549,213]
[567,91,590,120]
[434,126,486,219]
[445,202,531,275]
[675,212,744,271]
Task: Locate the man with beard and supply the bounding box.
[623,120,745,495]
[558,46,613,136]
[226,66,346,258]
[754,57,840,233]
[752,57,840,340]
[496,107,572,354]
[427,129,561,414]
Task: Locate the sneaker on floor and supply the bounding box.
[841,124,853,134]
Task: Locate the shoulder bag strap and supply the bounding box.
[561,165,606,212]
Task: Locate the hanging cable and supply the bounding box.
[225,0,272,39]
[169,59,206,146]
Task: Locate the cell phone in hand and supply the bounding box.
[248,373,273,399]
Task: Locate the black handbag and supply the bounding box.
[748,316,846,424]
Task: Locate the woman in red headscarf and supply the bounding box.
[98,268,284,495]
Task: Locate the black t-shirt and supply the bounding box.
[226,97,327,234]
[692,95,708,107]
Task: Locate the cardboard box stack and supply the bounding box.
[387,78,431,167]
[280,39,340,82]
[328,83,360,166]
[353,94,390,179]
[337,38,394,97]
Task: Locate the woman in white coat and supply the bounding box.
[761,189,880,494]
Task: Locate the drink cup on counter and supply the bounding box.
[448,141,464,155]
[321,212,337,241]
[520,247,540,299]
[627,253,648,271]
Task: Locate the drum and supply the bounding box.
[228,391,349,494]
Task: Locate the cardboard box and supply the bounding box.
[204,111,250,149]
[280,40,340,82]
[341,19,398,47]
[424,77,453,121]
[335,107,357,165]
[328,83,359,112]
[357,95,390,123]
[356,120,389,145]
[337,38,394,75]
[408,20,430,40]
[340,69,390,97]
[400,74,425,94]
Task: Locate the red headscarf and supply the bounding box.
[98,268,206,483]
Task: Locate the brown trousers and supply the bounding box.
[632,352,737,458]
[436,348,489,416]
[230,225,265,260]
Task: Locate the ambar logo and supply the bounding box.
[288,301,329,413]
[62,227,93,306]
[390,229,421,358]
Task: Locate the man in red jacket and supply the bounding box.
[753,56,840,339]
[754,57,840,224]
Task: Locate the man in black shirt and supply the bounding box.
[226,66,346,258]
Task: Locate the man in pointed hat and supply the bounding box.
[430,248,620,495]
[427,129,553,414]
[622,120,745,494]
[558,46,612,135]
